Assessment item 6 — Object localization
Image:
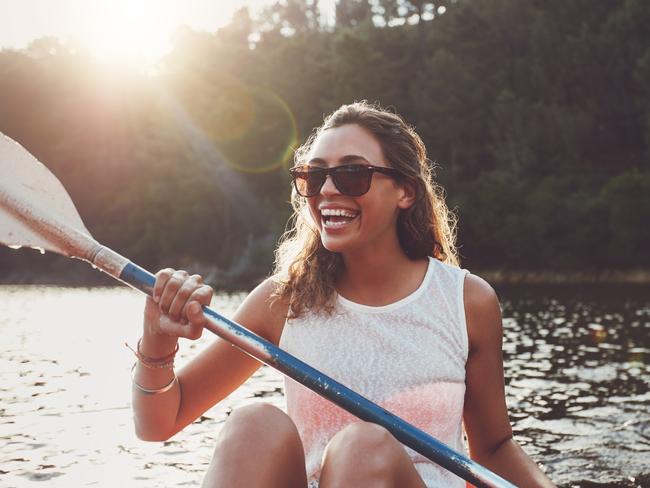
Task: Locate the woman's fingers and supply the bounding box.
[159,301,209,340]
[152,268,175,303]
[179,286,213,326]
[184,301,206,339]
[148,269,213,340]
[158,270,189,315]
[195,285,213,307]
[168,275,203,321]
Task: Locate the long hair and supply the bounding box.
[272,101,458,318]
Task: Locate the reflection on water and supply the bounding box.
[0,285,648,487]
[0,286,279,488]
[499,286,650,487]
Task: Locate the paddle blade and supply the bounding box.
[0,132,94,257]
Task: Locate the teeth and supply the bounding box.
[320,208,358,218]
[323,219,351,228]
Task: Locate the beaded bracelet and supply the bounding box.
[130,362,177,395]
[125,338,179,369]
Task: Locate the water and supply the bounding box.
[0,285,648,487]
[498,286,650,487]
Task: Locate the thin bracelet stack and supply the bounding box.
[126,338,179,395]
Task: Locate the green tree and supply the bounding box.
[602,171,650,263]
[336,0,373,27]
[2,0,649,284]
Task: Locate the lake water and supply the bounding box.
[0,285,648,487]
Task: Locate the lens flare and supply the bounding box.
[172,74,297,174]
[218,87,297,174]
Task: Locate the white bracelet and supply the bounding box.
[131,362,177,395]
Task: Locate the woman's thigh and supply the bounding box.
[202,403,308,488]
[319,421,427,488]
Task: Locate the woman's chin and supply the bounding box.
[320,233,354,254]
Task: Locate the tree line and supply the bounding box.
[0,0,648,287]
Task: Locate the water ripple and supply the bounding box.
[0,285,648,487]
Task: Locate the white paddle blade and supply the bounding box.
[0,132,94,256]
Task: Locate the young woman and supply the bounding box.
[131,101,555,487]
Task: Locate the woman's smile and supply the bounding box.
[320,206,360,230]
[302,124,406,253]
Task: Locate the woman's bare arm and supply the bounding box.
[133,275,289,441]
[463,274,555,487]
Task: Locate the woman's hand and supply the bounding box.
[141,268,214,356]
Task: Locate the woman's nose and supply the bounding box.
[320,174,340,196]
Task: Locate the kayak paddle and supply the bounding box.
[0,132,516,488]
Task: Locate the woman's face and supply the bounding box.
[302,123,412,255]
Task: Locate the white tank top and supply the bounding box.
[279,257,470,488]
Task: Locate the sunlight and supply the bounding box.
[76,0,194,68]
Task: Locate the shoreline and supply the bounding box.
[2,267,650,288]
[478,269,650,286]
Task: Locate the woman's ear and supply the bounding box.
[397,180,418,210]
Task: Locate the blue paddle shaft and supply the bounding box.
[119,261,516,488]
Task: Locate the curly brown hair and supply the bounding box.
[272,101,459,318]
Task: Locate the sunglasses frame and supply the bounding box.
[289,164,403,197]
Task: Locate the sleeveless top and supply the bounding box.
[279,257,470,488]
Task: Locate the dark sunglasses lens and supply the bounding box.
[294,171,325,197]
[333,166,372,196]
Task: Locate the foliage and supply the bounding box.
[0,0,648,285]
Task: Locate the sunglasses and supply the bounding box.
[290,164,403,197]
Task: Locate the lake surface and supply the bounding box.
[0,285,648,487]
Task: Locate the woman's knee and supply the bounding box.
[218,402,302,452]
[323,422,404,471]
[320,422,419,487]
[329,422,396,452]
[204,403,307,488]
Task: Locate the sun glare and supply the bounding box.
[77,0,180,69]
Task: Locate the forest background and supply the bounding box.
[1,0,649,288]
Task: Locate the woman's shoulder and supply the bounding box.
[463,272,498,307]
[233,275,290,345]
[429,256,469,279]
[461,272,503,352]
